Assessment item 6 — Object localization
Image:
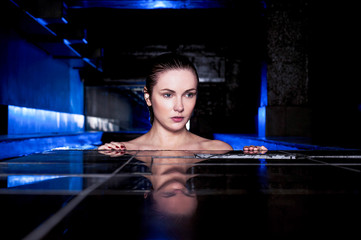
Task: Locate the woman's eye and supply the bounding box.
[186,92,196,98]
[163,93,172,98]
[162,192,176,198]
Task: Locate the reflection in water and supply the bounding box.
[97,149,232,239]
[7,175,63,188]
[257,158,268,189]
[136,151,202,240]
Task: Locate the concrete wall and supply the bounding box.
[85,87,133,131]
[262,0,311,137]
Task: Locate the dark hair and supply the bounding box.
[141,191,196,240]
[145,53,199,124]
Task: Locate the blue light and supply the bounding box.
[142,0,182,9]
[258,107,266,137]
[131,0,224,9]
[63,38,71,46]
[61,17,68,24]
[8,105,84,134]
[82,57,102,71]
[260,61,268,107]
[153,1,168,8]
[7,175,83,191]
[36,17,48,26]
[68,0,227,9]
[258,62,267,137]
[257,158,268,189]
[63,39,82,57]
[7,175,63,188]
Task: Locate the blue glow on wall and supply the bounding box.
[258,107,266,137]
[1,22,84,115]
[258,62,267,137]
[260,62,268,107]
[8,105,84,134]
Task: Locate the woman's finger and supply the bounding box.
[243,145,268,153]
[98,142,126,150]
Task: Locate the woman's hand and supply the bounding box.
[243,145,268,154]
[98,142,126,157]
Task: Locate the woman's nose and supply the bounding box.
[173,98,184,112]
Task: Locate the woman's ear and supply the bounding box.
[144,87,152,106]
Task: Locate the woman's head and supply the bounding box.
[142,175,197,240]
[144,53,199,125]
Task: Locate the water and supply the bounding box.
[1,149,361,239]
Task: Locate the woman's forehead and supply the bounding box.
[155,69,198,89]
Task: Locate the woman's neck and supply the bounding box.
[145,123,191,149]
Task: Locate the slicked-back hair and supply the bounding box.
[145,53,199,124]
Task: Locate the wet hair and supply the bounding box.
[141,191,196,240]
[145,53,199,124]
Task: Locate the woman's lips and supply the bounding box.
[171,117,184,122]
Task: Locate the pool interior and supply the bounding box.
[1,145,361,239]
[0,131,351,161]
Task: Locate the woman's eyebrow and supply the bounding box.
[159,88,197,93]
[184,88,197,92]
[160,88,175,92]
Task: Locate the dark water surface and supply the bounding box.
[1,149,361,239]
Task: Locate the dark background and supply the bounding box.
[1,0,360,149]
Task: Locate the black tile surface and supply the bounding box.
[1,150,361,239]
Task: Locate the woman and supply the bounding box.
[98,53,266,152]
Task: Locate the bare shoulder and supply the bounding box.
[122,141,139,150]
[192,134,233,151]
[205,139,233,150]
[126,134,154,150]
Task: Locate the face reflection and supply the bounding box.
[141,152,199,217]
[152,172,197,216]
[150,69,198,131]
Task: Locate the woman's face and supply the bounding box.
[153,180,197,216]
[149,69,197,132]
